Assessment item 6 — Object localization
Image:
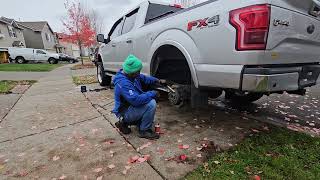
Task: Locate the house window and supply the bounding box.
[45,33,51,42]
[8,26,17,38]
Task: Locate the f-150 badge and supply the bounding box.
[187,15,220,31]
[273,19,290,27]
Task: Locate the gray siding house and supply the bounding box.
[0,17,26,48]
[18,21,57,52]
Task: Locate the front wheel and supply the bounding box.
[48,58,58,64]
[225,91,263,104]
[97,63,111,86]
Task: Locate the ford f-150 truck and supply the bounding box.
[96,0,320,107]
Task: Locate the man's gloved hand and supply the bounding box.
[158,79,166,84]
[155,91,161,98]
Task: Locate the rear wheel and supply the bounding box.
[69,59,75,63]
[97,62,111,86]
[16,57,25,64]
[225,91,263,103]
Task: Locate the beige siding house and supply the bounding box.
[0,17,26,63]
[56,33,81,58]
[18,21,57,52]
[0,17,26,48]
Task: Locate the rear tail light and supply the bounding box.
[230,4,270,51]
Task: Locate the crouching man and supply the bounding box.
[112,55,165,140]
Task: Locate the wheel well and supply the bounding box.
[97,54,102,62]
[15,56,24,60]
[151,45,191,84]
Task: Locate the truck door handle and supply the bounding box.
[126,39,132,44]
[111,43,116,47]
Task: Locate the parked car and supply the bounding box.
[96,0,320,107]
[8,47,60,64]
[58,53,78,63]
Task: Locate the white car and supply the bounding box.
[8,47,60,64]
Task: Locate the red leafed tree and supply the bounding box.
[62,1,96,65]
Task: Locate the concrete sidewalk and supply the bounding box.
[0,72,48,81]
[0,65,162,179]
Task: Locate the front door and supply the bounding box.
[102,18,124,72]
[115,8,139,69]
[34,49,48,61]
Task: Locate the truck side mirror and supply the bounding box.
[97,34,105,43]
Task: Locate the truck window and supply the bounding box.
[110,18,124,40]
[145,3,183,24]
[122,8,139,35]
[36,50,46,54]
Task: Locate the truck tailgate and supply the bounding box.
[266,0,320,64]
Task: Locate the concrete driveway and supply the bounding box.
[0,64,319,179]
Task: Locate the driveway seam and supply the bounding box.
[0,115,101,144]
[82,93,167,180]
[0,94,22,123]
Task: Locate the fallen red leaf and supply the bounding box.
[179,154,187,161]
[128,155,139,163]
[253,175,261,180]
[178,144,189,149]
[105,140,115,145]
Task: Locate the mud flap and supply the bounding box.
[191,82,208,108]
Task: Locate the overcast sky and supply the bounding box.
[1,0,177,34]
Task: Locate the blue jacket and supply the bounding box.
[112,70,158,117]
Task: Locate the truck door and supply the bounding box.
[35,49,48,61]
[101,18,124,72]
[115,8,139,69]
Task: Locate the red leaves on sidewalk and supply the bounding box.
[128,155,150,164]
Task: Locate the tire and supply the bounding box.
[225,91,263,103]
[16,57,25,64]
[69,59,75,64]
[10,59,17,64]
[48,58,58,64]
[97,62,111,86]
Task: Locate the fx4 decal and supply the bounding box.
[187,15,220,31]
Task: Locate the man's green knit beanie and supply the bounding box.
[123,54,143,74]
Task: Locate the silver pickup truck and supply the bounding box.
[96,0,320,107]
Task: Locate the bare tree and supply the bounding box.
[88,9,105,35]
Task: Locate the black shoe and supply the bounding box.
[139,129,160,140]
[115,121,131,134]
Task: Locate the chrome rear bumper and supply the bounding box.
[242,73,300,92]
[241,65,320,92]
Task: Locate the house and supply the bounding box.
[18,21,58,53]
[55,33,80,58]
[0,17,26,63]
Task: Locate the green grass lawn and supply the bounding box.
[185,127,320,180]
[0,80,36,93]
[0,64,62,72]
[72,75,97,85]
